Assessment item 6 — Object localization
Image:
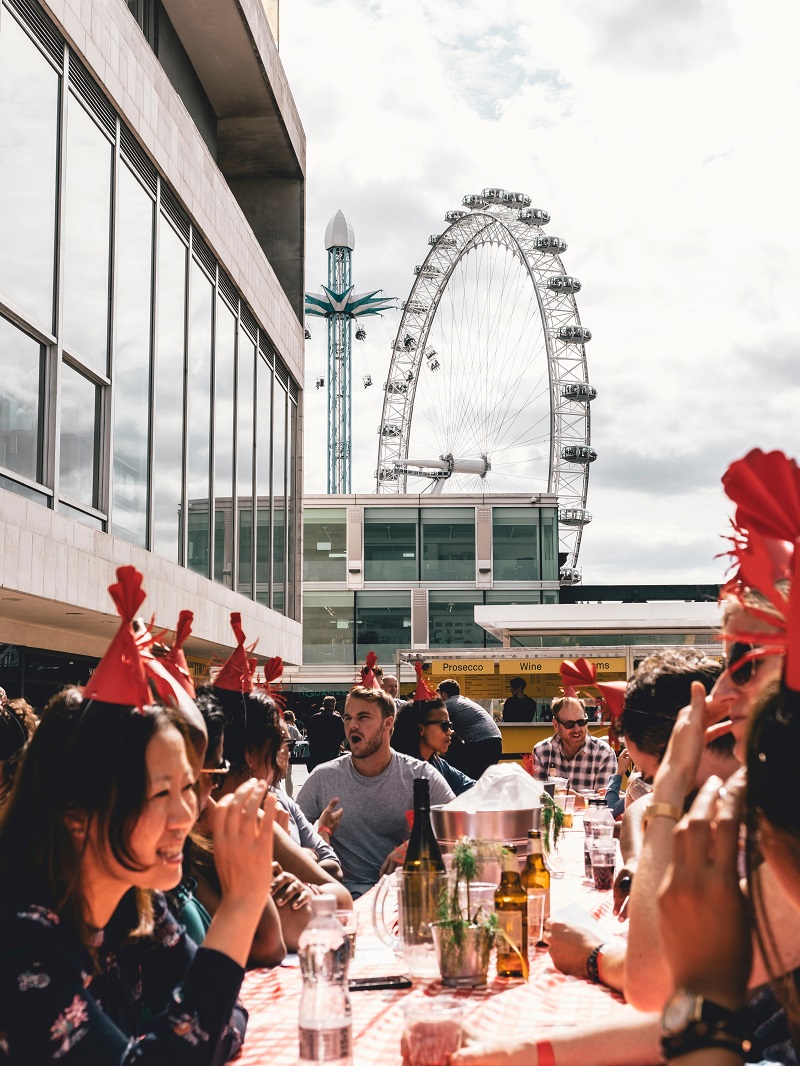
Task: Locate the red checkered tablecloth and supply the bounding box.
[237,827,638,1065]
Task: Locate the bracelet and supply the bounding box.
[642,801,682,832]
[535,1040,555,1066]
[317,825,332,837]
[586,944,606,984]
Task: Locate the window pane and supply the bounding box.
[541,508,558,580]
[111,164,153,547]
[364,507,417,581]
[186,260,213,576]
[59,363,97,506]
[303,591,354,665]
[484,590,542,647]
[286,399,297,617]
[255,353,272,604]
[152,217,186,562]
[492,507,540,581]
[236,329,255,597]
[303,507,347,581]
[429,591,484,649]
[421,507,475,581]
[0,316,42,483]
[0,12,59,328]
[272,384,286,612]
[356,591,411,662]
[62,94,112,372]
[213,298,235,586]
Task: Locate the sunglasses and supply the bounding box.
[199,758,231,789]
[424,719,455,732]
[725,642,760,688]
[557,718,589,729]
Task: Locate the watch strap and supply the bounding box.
[586,944,605,984]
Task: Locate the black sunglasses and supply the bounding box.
[556,717,589,729]
[725,642,759,688]
[424,719,455,732]
[199,758,231,789]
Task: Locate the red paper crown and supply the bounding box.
[255,656,285,713]
[83,566,151,710]
[721,449,798,688]
[158,610,196,699]
[214,613,258,693]
[412,661,437,702]
[356,651,382,691]
[559,658,626,720]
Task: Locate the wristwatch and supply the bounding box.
[661,989,752,1061]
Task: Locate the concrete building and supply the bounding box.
[0,0,304,704]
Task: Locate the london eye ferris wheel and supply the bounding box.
[375,188,596,579]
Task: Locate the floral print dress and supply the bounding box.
[0,892,247,1064]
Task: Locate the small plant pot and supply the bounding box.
[431,922,494,988]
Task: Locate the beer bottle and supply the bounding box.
[494,845,528,979]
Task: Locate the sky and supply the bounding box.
[279,0,800,586]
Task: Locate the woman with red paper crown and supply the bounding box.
[0,567,276,1064]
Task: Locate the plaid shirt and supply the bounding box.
[532,733,617,793]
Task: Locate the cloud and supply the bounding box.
[281,0,800,583]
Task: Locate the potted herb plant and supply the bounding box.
[431,839,497,988]
[539,791,566,854]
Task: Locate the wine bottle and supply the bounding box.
[401,778,445,948]
[522,830,550,952]
[494,845,528,979]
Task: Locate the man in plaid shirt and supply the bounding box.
[532,696,617,792]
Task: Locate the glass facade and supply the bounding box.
[492,507,540,581]
[355,591,411,662]
[303,507,347,581]
[0,0,301,619]
[303,591,354,665]
[421,507,475,581]
[429,591,484,649]
[364,507,417,581]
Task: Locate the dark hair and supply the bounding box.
[207,687,282,777]
[321,696,337,711]
[391,698,446,759]
[346,686,396,720]
[438,679,460,699]
[0,698,37,798]
[193,690,226,766]
[510,677,526,690]
[0,687,194,945]
[745,681,800,1039]
[618,651,722,758]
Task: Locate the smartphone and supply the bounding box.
[348,974,413,992]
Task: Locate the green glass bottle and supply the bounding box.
[494,845,528,979]
[401,778,445,948]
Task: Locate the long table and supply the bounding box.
[237,823,651,1065]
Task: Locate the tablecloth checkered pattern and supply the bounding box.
[237,827,636,1065]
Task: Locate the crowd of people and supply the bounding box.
[1,447,799,1065]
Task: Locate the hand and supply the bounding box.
[658,770,750,1010]
[617,748,633,776]
[275,807,291,834]
[318,797,343,835]
[270,861,313,910]
[449,1025,535,1065]
[379,841,408,877]
[548,920,603,978]
[210,779,275,912]
[613,862,636,920]
[653,682,735,804]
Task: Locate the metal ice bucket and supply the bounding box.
[430,806,540,846]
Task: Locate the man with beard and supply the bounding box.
[296,686,454,897]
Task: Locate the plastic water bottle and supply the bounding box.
[298,894,352,1065]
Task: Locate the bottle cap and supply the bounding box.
[528,829,542,839]
[310,894,337,916]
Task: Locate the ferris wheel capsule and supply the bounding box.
[559,565,582,585]
[481,188,507,202]
[559,508,592,527]
[355,326,367,341]
[502,191,531,206]
[561,382,597,402]
[462,193,488,208]
[444,209,469,222]
[561,445,597,465]
[557,325,592,343]
[535,235,568,254]
[519,207,551,226]
[547,274,581,294]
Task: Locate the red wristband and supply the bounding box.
[536,1041,555,1066]
[318,825,332,837]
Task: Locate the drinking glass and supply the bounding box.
[336,909,358,960]
[403,998,464,1066]
[591,839,616,891]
